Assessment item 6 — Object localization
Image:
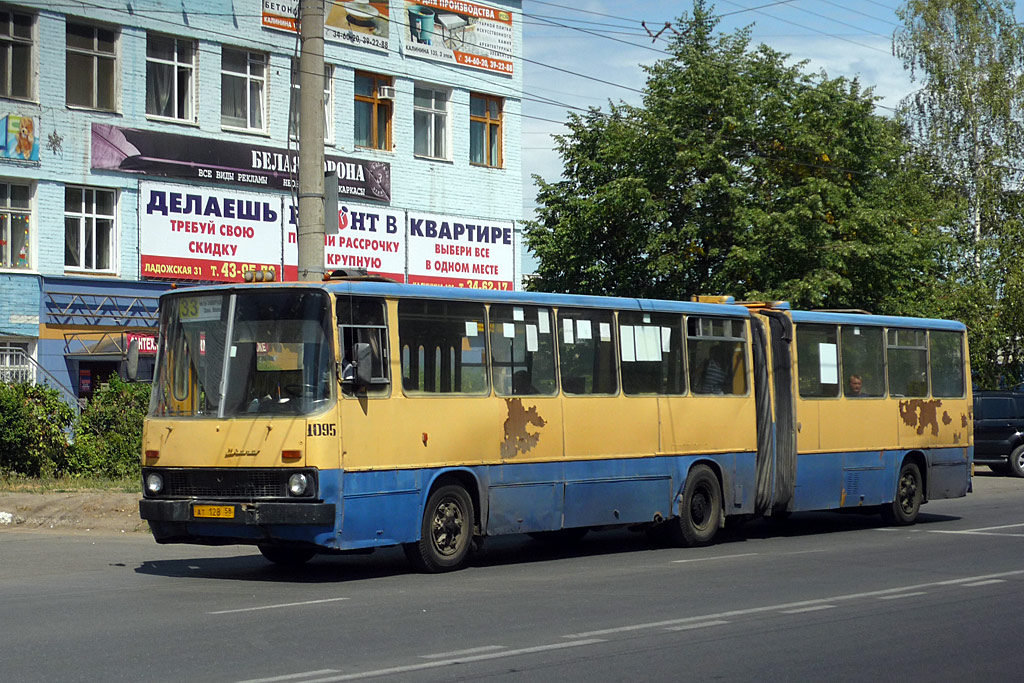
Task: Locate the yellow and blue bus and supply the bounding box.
[139,277,972,571]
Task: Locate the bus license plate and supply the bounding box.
[193,505,235,519]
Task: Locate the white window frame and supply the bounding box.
[289,59,333,144]
[0,180,31,270]
[221,47,267,133]
[0,8,34,101]
[145,32,196,123]
[64,185,116,274]
[413,84,451,161]
[66,21,117,111]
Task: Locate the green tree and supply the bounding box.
[895,0,1024,387]
[526,1,949,313]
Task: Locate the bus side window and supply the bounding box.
[930,330,965,398]
[619,311,685,395]
[337,296,389,395]
[887,328,928,398]
[687,316,747,396]
[557,308,617,396]
[398,299,488,395]
[489,304,557,396]
[796,324,839,398]
[841,325,885,398]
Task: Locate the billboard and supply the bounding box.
[263,0,390,53]
[284,201,407,282]
[401,0,514,75]
[406,211,514,290]
[93,124,391,202]
[139,183,285,282]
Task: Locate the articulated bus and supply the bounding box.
[139,277,972,571]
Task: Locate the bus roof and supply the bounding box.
[790,309,966,331]
[159,281,966,330]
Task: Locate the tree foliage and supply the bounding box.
[0,382,76,477]
[526,1,950,315]
[895,0,1024,387]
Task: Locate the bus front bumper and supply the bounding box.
[139,499,336,526]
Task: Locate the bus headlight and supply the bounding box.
[145,472,164,495]
[288,473,309,497]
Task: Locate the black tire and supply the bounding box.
[528,527,589,544]
[881,461,923,525]
[671,464,722,547]
[258,545,316,567]
[1008,446,1024,478]
[404,484,474,573]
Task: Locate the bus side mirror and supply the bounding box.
[126,338,140,382]
[353,342,373,387]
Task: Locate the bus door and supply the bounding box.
[754,310,797,515]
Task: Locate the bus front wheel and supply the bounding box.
[672,464,722,547]
[881,461,923,525]
[404,484,474,573]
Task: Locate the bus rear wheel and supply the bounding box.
[881,461,923,525]
[258,545,316,567]
[672,464,722,547]
[404,484,474,573]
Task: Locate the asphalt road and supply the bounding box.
[2,471,1022,683]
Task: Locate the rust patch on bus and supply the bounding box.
[501,398,547,459]
[942,411,952,426]
[962,413,969,428]
[899,399,942,436]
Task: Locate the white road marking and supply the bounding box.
[562,569,1024,639]
[237,671,340,683]
[878,592,927,600]
[672,553,759,563]
[780,605,835,614]
[926,530,1024,537]
[665,620,730,631]
[964,579,1006,587]
[209,597,350,615]
[286,639,606,682]
[420,646,506,659]
[959,523,1024,532]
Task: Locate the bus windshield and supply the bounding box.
[150,289,334,417]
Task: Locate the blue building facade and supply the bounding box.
[0,0,523,403]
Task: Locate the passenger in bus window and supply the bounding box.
[698,346,729,394]
[512,369,537,395]
[847,373,863,397]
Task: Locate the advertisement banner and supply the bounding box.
[93,124,391,202]
[406,211,514,290]
[262,0,390,53]
[284,201,406,282]
[139,183,284,282]
[401,0,514,75]
[126,333,158,355]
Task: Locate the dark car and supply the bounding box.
[973,390,1024,477]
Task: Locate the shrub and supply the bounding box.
[0,382,75,477]
[69,376,151,478]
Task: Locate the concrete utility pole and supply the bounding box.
[297,0,325,281]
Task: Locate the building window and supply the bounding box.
[289,59,333,143]
[0,9,33,100]
[66,22,116,110]
[413,85,448,159]
[0,181,30,269]
[146,33,195,121]
[354,71,392,150]
[221,48,266,131]
[470,93,502,167]
[65,186,115,273]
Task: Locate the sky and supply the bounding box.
[518,0,918,224]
